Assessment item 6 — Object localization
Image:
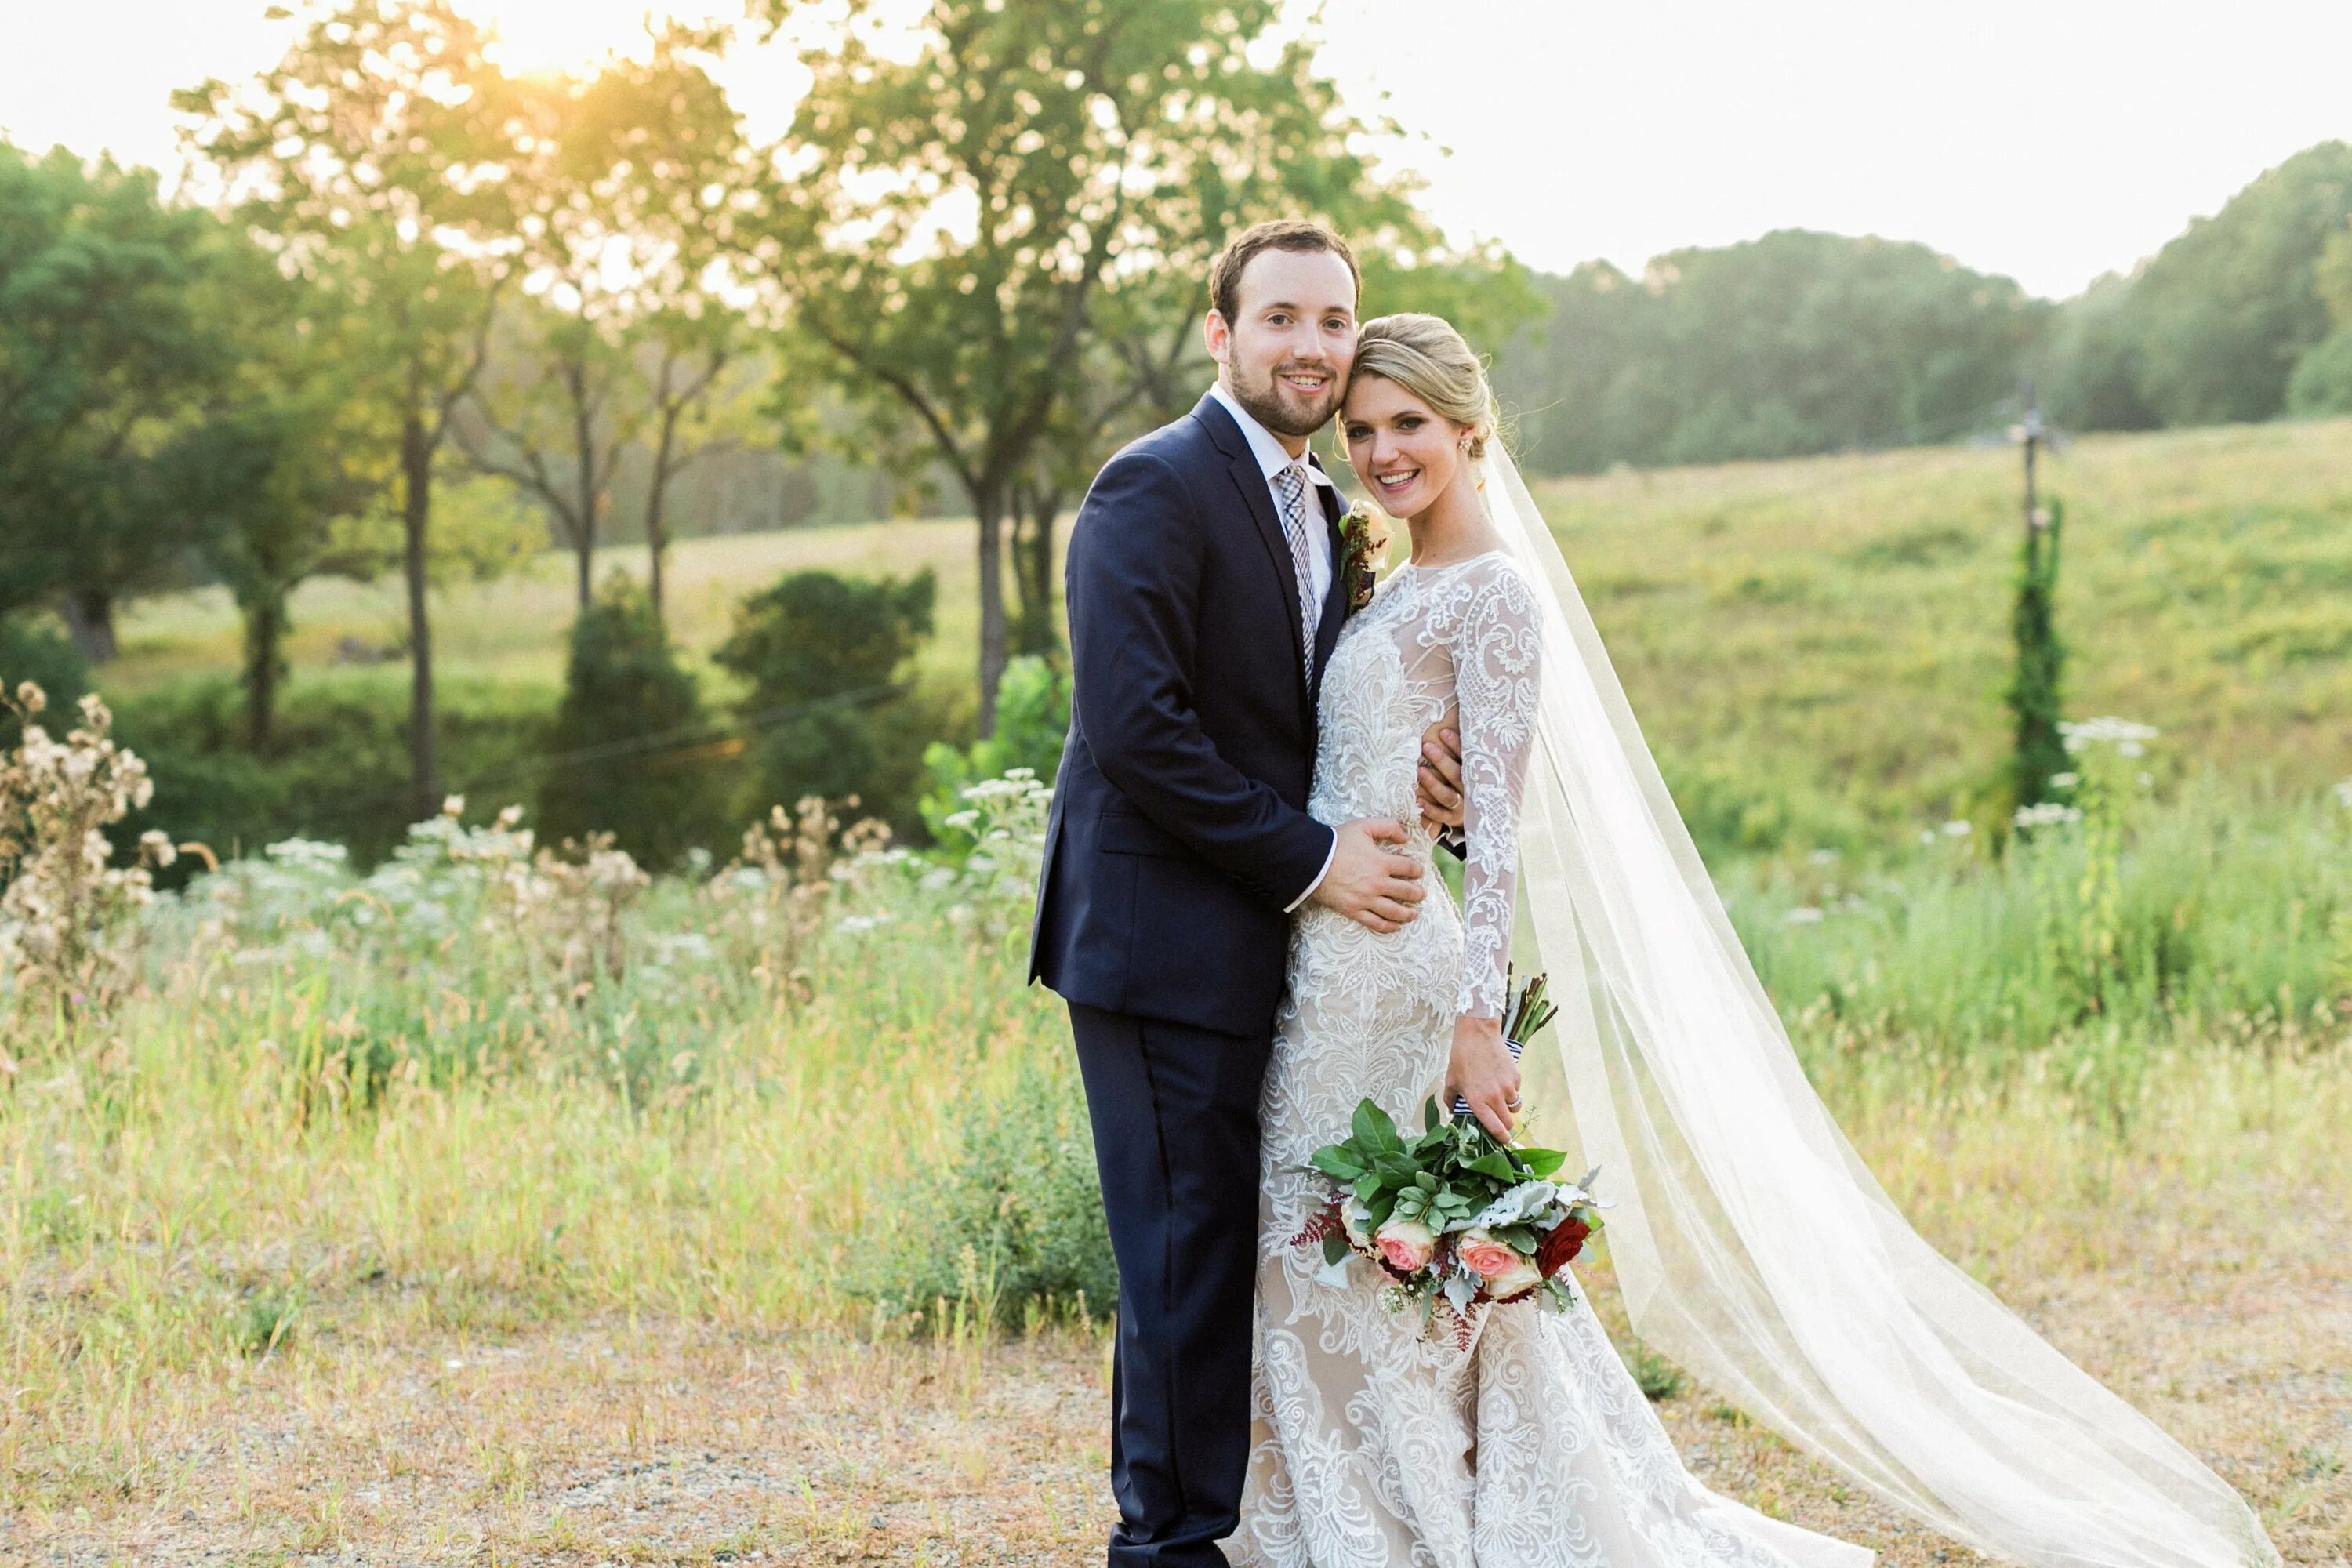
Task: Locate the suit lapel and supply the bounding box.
[1308,475,1350,710]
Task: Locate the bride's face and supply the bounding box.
[1341,375,1464,518]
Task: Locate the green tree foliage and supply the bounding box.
[2129,142,2352,426]
[0,143,246,654]
[2045,141,2352,430]
[713,569,938,836]
[751,0,1456,730]
[535,576,728,869]
[454,29,760,615]
[178,0,531,818]
[1496,232,2050,474]
[0,615,90,750]
[2286,223,2352,415]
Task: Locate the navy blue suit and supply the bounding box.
[1031,392,1348,1566]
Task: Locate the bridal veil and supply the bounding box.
[1473,447,2280,1568]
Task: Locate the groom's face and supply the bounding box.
[1207,248,1359,441]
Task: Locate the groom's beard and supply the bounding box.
[1226,358,1342,440]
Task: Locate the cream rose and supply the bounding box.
[1374,1216,1436,1274]
[1481,1254,1546,1301]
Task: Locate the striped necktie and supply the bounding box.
[1272,460,1319,678]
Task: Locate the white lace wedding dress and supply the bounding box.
[1234,552,1858,1568]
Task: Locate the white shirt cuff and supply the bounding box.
[1284,827,1338,913]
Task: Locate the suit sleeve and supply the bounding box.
[1066,448,1336,910]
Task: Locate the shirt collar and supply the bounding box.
[1209,381,1334,488]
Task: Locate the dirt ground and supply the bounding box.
[10,1199,2345,1568]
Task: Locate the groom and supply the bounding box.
[1031,219,1468,1566]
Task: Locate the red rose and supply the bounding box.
[1537,1215,1590,1279]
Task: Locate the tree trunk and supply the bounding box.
[644,407,681,626]
[975,493,1009,737]
[1010,488,1062,659]
[402,411,440,822]
[241,586,287,751]
[60,587,118,664]
[572,383,598,610]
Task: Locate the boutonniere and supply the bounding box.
[1338,500,1390,615]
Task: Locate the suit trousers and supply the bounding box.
[1069,1001,1272,1567]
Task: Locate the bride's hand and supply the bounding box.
[1446,1014,1520,1140]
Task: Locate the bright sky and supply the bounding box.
[3,0,2347,299]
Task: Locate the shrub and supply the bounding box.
[858,1053,1116,1329]
[0,613,89,748]
[109,672,552,869]
[537,575,731,870]
[1,684,176,1024]
[920,655,1068,846]
[714,568,939,840]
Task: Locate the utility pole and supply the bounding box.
[2005,379,2067,815]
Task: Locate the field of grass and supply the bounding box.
[5,763,2350,1563]
[9,419,2352,1563]
[104,416,2352,859]
[111,516,990,712]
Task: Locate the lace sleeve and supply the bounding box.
[1452,561,1541,1019]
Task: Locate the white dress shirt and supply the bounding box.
[1207,380,1339,911]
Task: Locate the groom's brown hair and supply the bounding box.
[1208,219,1360,326]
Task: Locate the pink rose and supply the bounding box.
[1374,1216,1436,1275]
[1456,1228,1525,1283]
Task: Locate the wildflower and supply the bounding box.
[2334,778,2352,811]
[2013,802,2083,829]
[1940,820,1973,838]
[2058,717,2159,755]
[1784,906,1825,925]
[2050,772,2078,789]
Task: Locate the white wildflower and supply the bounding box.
[1940,819,1973,837]
[1784,906,1825,925]
[2012,802,2083,829]
[2058,717,2158,755]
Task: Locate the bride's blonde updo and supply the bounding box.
[1350,313,1503,461]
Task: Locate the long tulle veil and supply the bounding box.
[1473,445,2280,1568]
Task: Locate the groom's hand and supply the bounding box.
[1416,710,1465,832]
[1312,818,1425,933]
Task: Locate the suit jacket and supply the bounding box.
[1029,391,1352,1038]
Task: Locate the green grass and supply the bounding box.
[111,515,987,707]
[1532,416,2352,851]
[12,418,2352,1559]
[100,416,2352,863]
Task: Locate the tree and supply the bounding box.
[2125,140,2352,427]
[713,569,938,834]
[454,28,760,615]
[190,259,392,748]
[1492,233,2051,474]
[537,575,728,868]
[0,143,242,655]
[178,0,531,818]
[750,0,1442,732]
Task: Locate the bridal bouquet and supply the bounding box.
[1293,978,1606,1342]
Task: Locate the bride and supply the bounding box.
[1232,314,2278,1568]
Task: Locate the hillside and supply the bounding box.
[100,416,2352,855]
[1534,416,2352,850]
